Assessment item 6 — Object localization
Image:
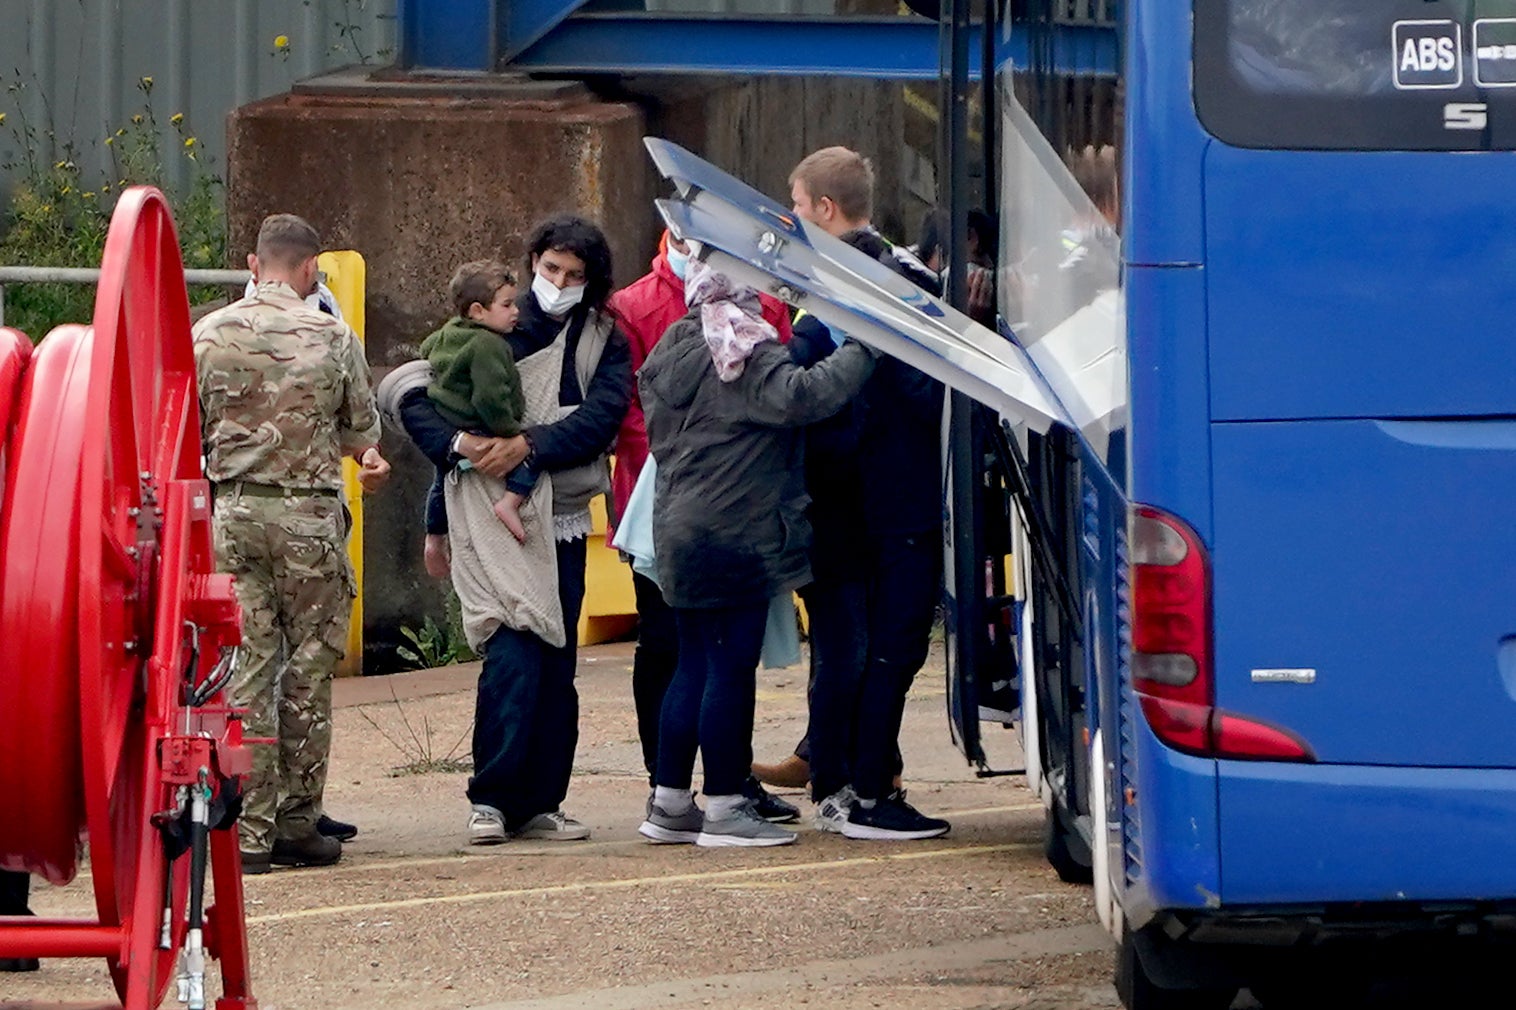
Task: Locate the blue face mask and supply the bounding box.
[666,245,690,281]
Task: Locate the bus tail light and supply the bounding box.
[1129,505,1315,763]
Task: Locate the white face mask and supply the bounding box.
[532,270,586,316]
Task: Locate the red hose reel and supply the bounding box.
[0,188,256,1009]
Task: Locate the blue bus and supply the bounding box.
[650,1,1516,1004]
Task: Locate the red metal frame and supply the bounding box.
[0,188,257,1009]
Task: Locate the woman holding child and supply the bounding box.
[391,216,631,845]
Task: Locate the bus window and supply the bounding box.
[1196,0,1516,149]
[998,82,1126,464]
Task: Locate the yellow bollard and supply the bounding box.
[578,469,638,646]
[319,250,367,677]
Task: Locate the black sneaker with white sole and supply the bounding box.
[841,790,950,841]
[743,776,801,823]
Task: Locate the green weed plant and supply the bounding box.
[0,73,228,342]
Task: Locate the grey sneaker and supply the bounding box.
[515,810,591,841]
[814,785,857,834]
[639,794,704,844]
[469,804,508,845]
[696,799,798,848]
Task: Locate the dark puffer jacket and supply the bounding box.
[640,310,875,610]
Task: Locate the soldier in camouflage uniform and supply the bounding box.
[193,214,391,874]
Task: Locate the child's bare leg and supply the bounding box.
[423,533,451,579]
[492,491,527,543]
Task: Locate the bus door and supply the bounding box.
[643,138,1081,767]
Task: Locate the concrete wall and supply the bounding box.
[643,75,925,245]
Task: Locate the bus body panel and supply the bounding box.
[1210,418,1516,768]
[1124,0,1210,267]
[1124,707,1222,923]
[1217,761,1516,905]
[1125,266,1212,535]
[1204,145,1516,422]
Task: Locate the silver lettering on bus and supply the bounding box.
[1444,103,1489,130]
[1250,668,1317,685]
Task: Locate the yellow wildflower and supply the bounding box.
[0,113,6,125]
[139,76,153,91]
[184,136,196,148]
[115,128,125,137]
[170,112,184,125]
[82,191,96,200]
[274,34,290,49]
[104,136,113,145]
[131,114,143,124]
[60,185,70,194]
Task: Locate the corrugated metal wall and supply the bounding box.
[0,0,395,195]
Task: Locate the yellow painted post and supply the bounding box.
[320,250,367,677]
[578,470,639,646]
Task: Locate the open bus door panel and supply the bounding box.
[645,137,1078,769]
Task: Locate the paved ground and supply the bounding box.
[1,639,1122,1010]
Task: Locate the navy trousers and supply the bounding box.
[655,601,769,797]
[466,536,587,830]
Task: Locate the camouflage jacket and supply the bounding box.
[193,281,380,492]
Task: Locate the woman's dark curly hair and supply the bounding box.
[525,215,615,312]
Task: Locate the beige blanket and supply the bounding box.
[446,327,567,650]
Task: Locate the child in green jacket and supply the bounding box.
[421,260,535,542]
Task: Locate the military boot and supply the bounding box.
[271,832,341,868]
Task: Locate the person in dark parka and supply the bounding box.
[635,263,875,848]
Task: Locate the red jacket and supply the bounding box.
[606,241,793,540]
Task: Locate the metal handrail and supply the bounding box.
[0,266,251,327]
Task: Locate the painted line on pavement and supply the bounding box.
[57,803,1046,890]
[245,841,1039,925]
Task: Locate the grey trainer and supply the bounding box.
[468,804,508,845]
[696,799,798,848]
[639,795,704,844]
[514,810,590,841]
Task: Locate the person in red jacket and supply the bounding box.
[607,231,796,822]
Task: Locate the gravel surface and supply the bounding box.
[3,639,1121,1010]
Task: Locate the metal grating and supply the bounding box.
[1113,517,1142,887]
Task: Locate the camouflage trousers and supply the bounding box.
[212,486,355,855]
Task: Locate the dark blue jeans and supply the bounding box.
[799,578,868,802]
[467,536,586,829]
[656,601,769,798]
[632,571,679,785]
[803,533,942,802]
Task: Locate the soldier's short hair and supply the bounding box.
[789,147,875,224]
[450,259,516,317]
[255,214,321,268]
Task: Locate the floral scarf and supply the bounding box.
[684,261,778,382]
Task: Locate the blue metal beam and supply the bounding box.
[398,1,1118,80]
[397,0,498,71]
[502,0,593,62]
[511,15,1114,79]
